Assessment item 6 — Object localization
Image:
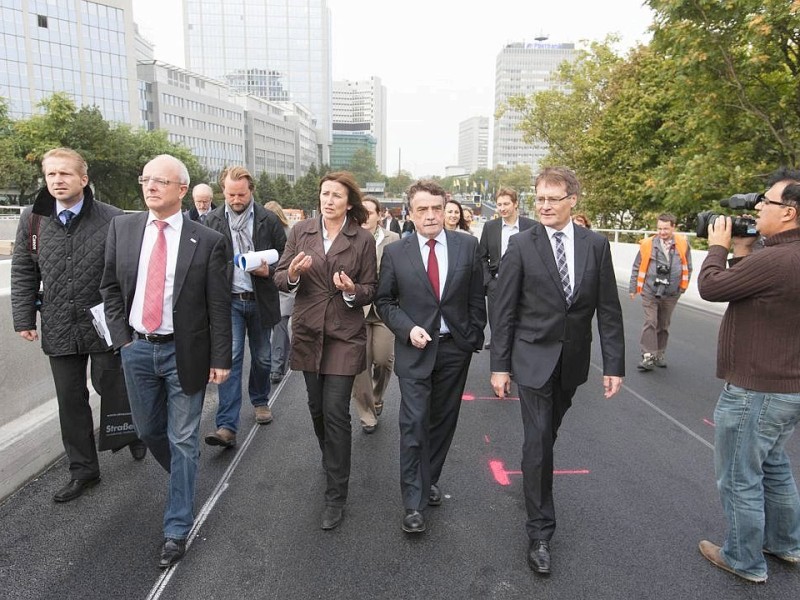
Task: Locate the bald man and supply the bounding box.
[188,183,216,224]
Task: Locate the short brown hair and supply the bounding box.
[319,171,367,225]
[220,166,255,192]
[496,187,518,204]
[407,179,446,208]
[657,213,677,226]
[362,195,382,215]
[42,147,88,177]
[534,167,581,198]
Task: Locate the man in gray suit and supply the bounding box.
[101,154,232,568]
[375,180,486,534]
[490,167,625,576]
[478,187,536,347]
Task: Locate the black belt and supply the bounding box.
[232,291,256,301]
[438,333,453,341]
[134,331,175,343]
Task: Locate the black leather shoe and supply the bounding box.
[129,440,147,461]
[53,477,101,503]
[321,506,344,530]
[527,540,551,575]
[402,509,426,534]
[159,538,186,569]
[428,484,442,506]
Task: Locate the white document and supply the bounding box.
[89,302,113,347]
[234,249,279,271]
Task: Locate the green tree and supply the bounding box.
[255,171,275,204]
[346,147,382,186]
[386,170,414,197]
[272,175,293,208]
[292,164,320,213]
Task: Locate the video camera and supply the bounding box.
[653,264,671,299]
[696,193,761,239]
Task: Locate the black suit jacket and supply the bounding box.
[490,222,624,389]
[101,212,233,395]
[187,203,216,223]
[478,216,536,286]
[204,202,286,327]
[384,216,402,235]
[375,230,486,379]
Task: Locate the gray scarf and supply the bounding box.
[228,204,254,254]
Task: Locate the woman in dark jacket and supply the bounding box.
[274,171,377,530]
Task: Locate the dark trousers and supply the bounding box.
[397,338,472,511]
[48,351,119,479]
[486,277,498,336]
[518,360,577,542]
[303,372,354,507]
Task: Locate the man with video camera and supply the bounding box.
[697,167,800,583]
[628,213,692,371]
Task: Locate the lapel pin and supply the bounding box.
[190,238,197,244]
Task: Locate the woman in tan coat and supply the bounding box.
[274,171,377,531]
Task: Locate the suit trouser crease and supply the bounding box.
[639,293,680,355]
[518,369,576,541]
[216,297,272,433]
[49,351,119,479]
[397,339,471,510]
[121,340,204,539]
[352,321,395,426]
[303,372,354,507]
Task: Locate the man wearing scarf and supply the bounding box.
[204,166,286,448]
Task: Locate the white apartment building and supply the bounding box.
[332,76,387,173]
[493,42,576,173]
[458,116,489,174]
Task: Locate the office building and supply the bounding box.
[332,76,387,173]
[493,41,576,173]
[458,116,489,174]
[0,0,138,124]
[183,0,332,161]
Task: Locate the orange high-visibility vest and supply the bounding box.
[635,234,690,294]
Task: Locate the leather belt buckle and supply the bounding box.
[233,292,255,301]
[135,331,175,343]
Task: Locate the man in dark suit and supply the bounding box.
[478,187,536,347]
[375,180,486,534]
[203,166,286,447]
[383,208,402,235]
[187,183,216,223]
[101,154,232,568]
[490,167,624,576]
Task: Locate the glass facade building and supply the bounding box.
[332,77,386,173]
[0,0,138,124]
[184,0,332,159]
[493,42,576,173]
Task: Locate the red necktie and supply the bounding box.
[142,220,168,332]
[426,239,440,301]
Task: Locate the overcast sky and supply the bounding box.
[132,0,655,178]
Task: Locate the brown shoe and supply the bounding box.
[204,427,236,448]
[698,540,766,583]
[254,405,273,424]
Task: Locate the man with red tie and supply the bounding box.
[101,154,232,568]
[374,180,486,534]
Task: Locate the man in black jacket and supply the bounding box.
[204,166,286,447]
[187,183,216,223]
[11,147,145,503]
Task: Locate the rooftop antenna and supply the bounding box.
[534,32,549,42]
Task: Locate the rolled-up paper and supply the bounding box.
[234,249,279,271]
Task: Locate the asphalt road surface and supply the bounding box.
[1,293,798,600]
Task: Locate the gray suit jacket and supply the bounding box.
[489,222,625,389]
[101,212,233,395]
[375,230,486,379]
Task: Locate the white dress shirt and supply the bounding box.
[500,217,521,257]
[129,211,183,335]
[417,229,449,334]
[544,220,576,293]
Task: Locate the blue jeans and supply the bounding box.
[215,297,272,432]
[120,340,204,540]
[714,382,800,579]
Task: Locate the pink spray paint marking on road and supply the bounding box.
[489,460,590,486]
[462,392,520,401]
[703,418,715,427]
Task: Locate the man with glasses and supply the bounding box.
[102,154,232,568]
[628,213,692,371]
[187,183,216,223]
[490,166,625,576]
[697,167,800,583]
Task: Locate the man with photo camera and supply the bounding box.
[628,213,692,370]
[697,167,800,583]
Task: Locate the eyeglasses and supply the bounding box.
[138,175,182,188]
[759,197,792,208]
[535,194,573,206]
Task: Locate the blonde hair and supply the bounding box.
[265,200,288,226]
[42,147,88,177]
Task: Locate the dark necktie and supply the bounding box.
[554,231,572,307]
[62,210,75,229]
[426,238,440,301]
[143,220,168,332]
[199,213,206,224]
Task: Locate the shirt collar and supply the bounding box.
[416,228,447,252]
[147,210,184,230]
[545,220,575,241]
[502,217,520,230]
[56,197,84,217]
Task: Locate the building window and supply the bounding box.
[37,15,48,28]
